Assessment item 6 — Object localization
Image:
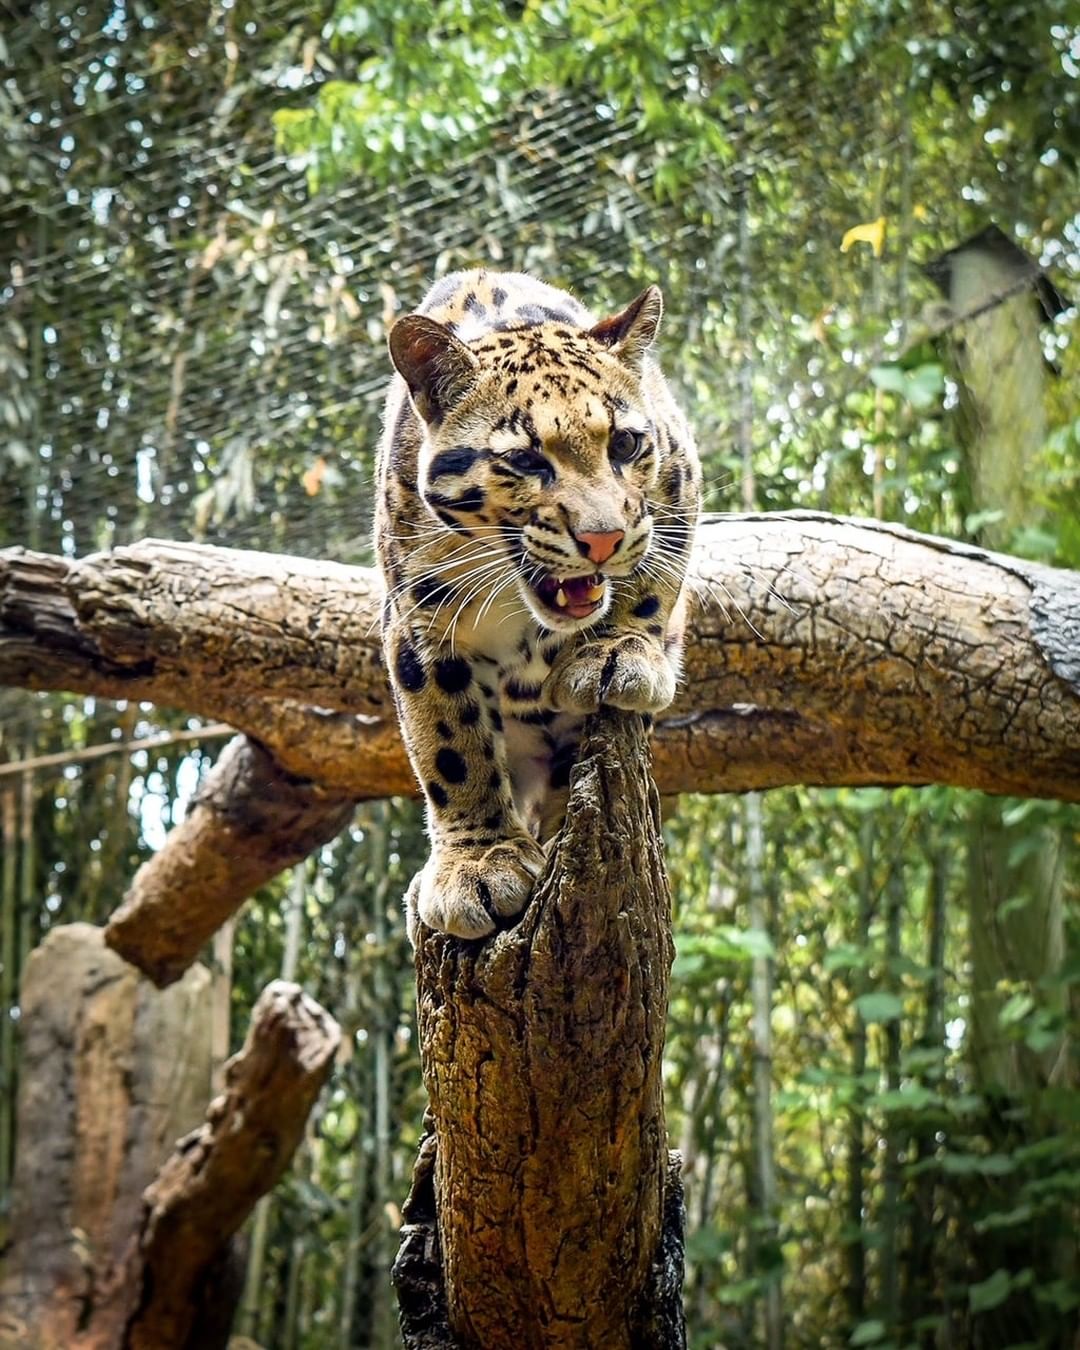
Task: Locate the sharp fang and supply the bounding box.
[585,582,605,601]
[555,586,568,607]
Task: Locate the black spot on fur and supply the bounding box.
[504,678,543,702]
[632,595,661,619]
[460,702,481,727]
[492,286,507,307]
[396,641,426,693]
[488,768,502,791]
[483,810,503,830]
[463,291,485,316]
[489,709,503,732]
[412,577,452,608]
[434,656,472,694]
[512,708,556,726]
[427,781,449,808]
[436,747,468,784]
[647,624,663,636]
[436,720,453,740]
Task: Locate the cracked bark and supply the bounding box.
[1,513,1077,804]
[397,710,683,1349]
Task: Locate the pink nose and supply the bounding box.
[574,529,624,564]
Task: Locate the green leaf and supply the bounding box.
[969,1268,1012,1313]
[854,992,903,1023]
[850,1318,887,1345]
[999,992,1034,1026]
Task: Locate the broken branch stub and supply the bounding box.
[104,735,355,986]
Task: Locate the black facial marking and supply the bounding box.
[483,810,503,830]
[463,291,485,316]
[429,446,481,479]
[491,286,507,307]
[428,781,449,808]
[436,747,468,784]
[647,624,663,636]
[434,656,473,694]
[396,641,426,693]
[426,487,486,513]
[633,595,661,619]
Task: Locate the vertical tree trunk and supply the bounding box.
[880,862,904,1328]
[398,710,685,1348]
[747,795,782,1348]
[845,817,875,1323]
[0,783,17,1201]
[369,803,397,1350]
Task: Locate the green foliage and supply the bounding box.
[2,0,1078,1346]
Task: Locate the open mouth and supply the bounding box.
[532,572,606,620]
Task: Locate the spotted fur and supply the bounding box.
[376,269,701,939]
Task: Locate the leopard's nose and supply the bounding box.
[573,529,625,564]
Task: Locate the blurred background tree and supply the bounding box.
[1,0,1078,1345]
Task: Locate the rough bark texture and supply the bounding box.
[105,735,355,986]
[122,979,340,1350]
[2,513,1078,802]
[408,709,679,1349]
[392,1128,687,1350]
[0,923,213,1350]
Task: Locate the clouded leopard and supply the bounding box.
[377,269,701,939]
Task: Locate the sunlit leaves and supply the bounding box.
[840,215,887,258]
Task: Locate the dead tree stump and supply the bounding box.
[0,924,213,1349]
[395,710,686,1349]
[0,928,339,1350]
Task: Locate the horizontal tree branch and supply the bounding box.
[1,512,1078,801]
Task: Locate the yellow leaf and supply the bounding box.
[840,215,887,258]
[302,456,327,497]
[913,202,930,222]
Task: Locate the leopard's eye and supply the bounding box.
[609,429,645,465]
[506,448,554,480]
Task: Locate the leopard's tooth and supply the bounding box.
[555,586,568,607]
[585,582,605,601]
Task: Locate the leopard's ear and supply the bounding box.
[588,285,663,372]
[389,315,480,424]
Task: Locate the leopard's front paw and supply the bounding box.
[543,636,676,715]
[412,834,547,939]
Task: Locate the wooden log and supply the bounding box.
[0,923,212,1349]
[2,514,1078,803]
[104,735,355,987]
[409,709,681,1348]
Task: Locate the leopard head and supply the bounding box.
[389,287,665,631]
